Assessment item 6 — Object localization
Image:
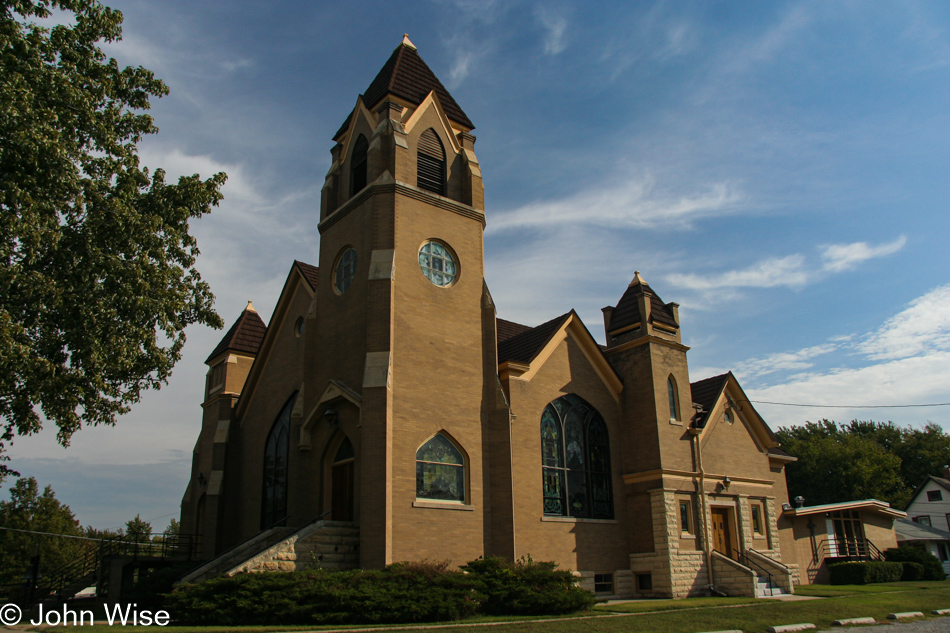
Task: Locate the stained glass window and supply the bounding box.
[416,433,465,502]
[668,376,679,421]
[540,394,613,519]
[418,241,457,287]
[334,247,357,294]
[261,392,297,529]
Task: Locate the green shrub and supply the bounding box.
[461,556,595,615]
[884,545,947,581]
[899,561,925,581]
[828,561,903,585]
[165,565,483,625]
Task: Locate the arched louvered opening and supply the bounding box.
[261,392,297,529]
[417,128,446,196]
[668,375,679,421]
[350,134,368,197]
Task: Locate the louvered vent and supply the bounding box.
[417,128,445,196]
[350,134,368,196]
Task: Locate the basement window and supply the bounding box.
[636,573,652,592]
[594,573,614,593]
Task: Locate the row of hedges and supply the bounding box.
[164,557,595,625]
[829,545,948,585]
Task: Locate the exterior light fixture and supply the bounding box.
[323,406,338,428]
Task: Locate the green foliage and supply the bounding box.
[828,561,903,585]
[884,545,947,581]
[776,420,950,507]
[898,561,925,581]
[0,0,226,473]
[0,477,89,585]
[461,556,595,616]
[125,514,152,542]
[165,557,594,625]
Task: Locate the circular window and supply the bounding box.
[418,241,457,287]
[334,247,357,294]
[724,411,733,424]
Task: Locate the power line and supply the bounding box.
[743,399,950,409]
[0,526,112,543]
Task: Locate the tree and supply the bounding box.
[124,513,152,542]
[777,420,950,508]
[0,477,87,585]
[0,0,226,474]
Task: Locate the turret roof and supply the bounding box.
[206,303,267,364]
[334,37,474,140]
[606,271,679,333]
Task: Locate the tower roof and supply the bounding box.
[334,37,474,140]
[206,304,267,364]
[607,272,679,333]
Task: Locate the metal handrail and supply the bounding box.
[811,537,883,564]
[735,551,775,596]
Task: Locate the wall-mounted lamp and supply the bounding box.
[323,406,338,428]
[722,476,731,490]
[198,472,206,486]
[793,496,805,508]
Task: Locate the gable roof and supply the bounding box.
[206,303,267,364]
[607,273,678,333]
[906,475,950,511]
[498,313,572,364]
[496,317,534,344]
[334,39,474,140]
[294,260,320,291]
[690,373,730,427]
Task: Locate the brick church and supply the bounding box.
[180,37,898,597]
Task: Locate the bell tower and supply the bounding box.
[304,36,494,567]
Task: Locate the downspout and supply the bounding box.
[690,424,715,589]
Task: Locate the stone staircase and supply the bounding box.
[755,573,784,597]
[178,520,359,584]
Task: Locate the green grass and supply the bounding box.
[35,582,950,633]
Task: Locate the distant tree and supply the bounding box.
[164,517,180,537]
[125,514,152,542]
[0,477,87,585]
[0,0,226,476]
[777,420,950,508]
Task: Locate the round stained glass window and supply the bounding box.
[334,247,357,294]
[418,241,457,287]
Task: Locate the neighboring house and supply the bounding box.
[896,517,950,575]
[781,500,905,584]
[176,36,900,599]
[904,474,950,531]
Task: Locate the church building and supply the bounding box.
[181,36,825,598]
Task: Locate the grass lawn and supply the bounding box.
[35,582,950,633]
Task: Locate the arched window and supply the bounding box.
[261,392,297,529]
[667,375,679,421]
[541,394,613,519]
[416,128,445,195]
[350,134,368,197]
[416,433,465,502]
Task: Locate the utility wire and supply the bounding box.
[0,526,114,543]
[743,399,950,409]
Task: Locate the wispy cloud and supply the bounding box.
[857,283,950,361]
[666,237,908,294]
[722,4,812,75]
[535,5,568,55]
[488,175,743,232]
[734,341,846,378]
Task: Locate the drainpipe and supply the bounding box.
[690,424,715,589]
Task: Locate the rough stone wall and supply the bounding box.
[710,551,755,597]
[228,521,360,574]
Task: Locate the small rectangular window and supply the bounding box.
[636,573,652,592]
[680,500,692,535]
[928,490,943,502]
[938,543,949,562]
[751,503,764,535]
[916,515,932,526]
[946,514,950,531]
[594,573,614,593]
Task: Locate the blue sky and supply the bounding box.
[6,0,950,529]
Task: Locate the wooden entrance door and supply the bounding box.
[711,508,733,557]
[331,461,354,521]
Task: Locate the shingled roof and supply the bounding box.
[497,318,533,344]
[294,260,320,290]
[497,313,572,365]
[334,36,474,140]
[607,272,679,333]
[205,303,267,364]
[690,373,731,427]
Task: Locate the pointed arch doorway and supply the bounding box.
[331,437,355,521]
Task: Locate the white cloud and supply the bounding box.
[667,254,808,291]
[535,6,568,55]
[735,342,842,378]
[857,283,950,361]
[820,235,907,272]
[488,175,743,232]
